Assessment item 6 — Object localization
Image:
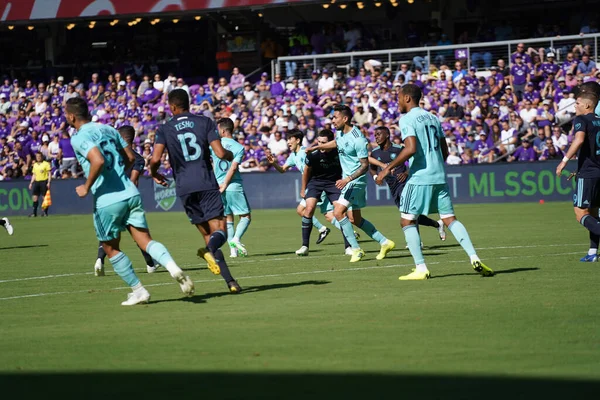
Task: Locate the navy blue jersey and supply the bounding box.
[573,114,600,179]
[128,150,145,178]
[155,112,219,196]
[370,144,407,192]
[305,149,342,183]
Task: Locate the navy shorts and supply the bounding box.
[391,184,405,209]
[306,181,341,204]
[574,177,600,209]
[180,189,224,225]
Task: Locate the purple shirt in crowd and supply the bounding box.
[59,137,76,158]
[511,64,529,85]
[512,146,537,161]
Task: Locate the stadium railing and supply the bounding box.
[274,33,600,79]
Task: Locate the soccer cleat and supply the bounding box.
[437,220,446,241]
[354,231,360,240]
[376,240,396,260]
[229,244,238,258]
[28,213,37,218]
[228,280,242,294]
[471,259,495,277]
[316,227,331,244]
[344,247,353,256]
[121,288,151,306]
[173,271,195,297]
[350,248,365,263]
[2,218,13,235]
[197,248,221,275]
[399,269,431,280]
[146,264,161,274]
[230,239,248,257]
[580,254,598,262]
[94,258,105,277]
[295,246,309,256]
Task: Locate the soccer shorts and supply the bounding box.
[391,184,406,209]
[222,190,251,215]
[574,177,600,209]
[306,181,340,215]
[320,195,334,215]
[93,195,148,242]
[180,189,224,225]
[337,180,367,210]
[32,181,48,197]
[399,183,454,219]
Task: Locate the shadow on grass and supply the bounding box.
[431,267,540,279]
[251,249,324,257]
[383,252,444,260]
[150,280,331,304]
[0,244,49,251]
[0,372,597,399]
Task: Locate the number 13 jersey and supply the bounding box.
[155,112,220,196]
[400,107,447,185]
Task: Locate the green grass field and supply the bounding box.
[1,202,599,399]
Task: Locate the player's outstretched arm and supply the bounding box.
[307,140,337,153]
[266,154,289,173]
[376,137,416,184]
[368,156,386,169]
[76,147,104,197]
[556,130,584,177]
[210,139,234,161]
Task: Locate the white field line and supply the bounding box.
[0,250,582,302]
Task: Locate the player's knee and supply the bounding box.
[442,216,457,227]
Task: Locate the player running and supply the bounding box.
[212,118,251,258]
[150,89,242,293]
[0,217,13,235]
[377,84,493,279]
[66,98,194,305]
[368,126,446,243]
[93,125,161,276]
[296,129,343,256]
[310,105,396,263]
[556,89,600,262]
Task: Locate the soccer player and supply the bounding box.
[297,129,343,256]
[150,89,242,293]
[66,98,194,305]
[556,90,600,262]
[377,84,493,279]
[93,125,160,276]
[369,126,446,243]
[29,152,51,217]
[309,106,396,262]
[267,129,331,245]
[212,118,251,258]
[0,217,13,235]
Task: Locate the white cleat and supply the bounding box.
[345,247,353,256]
[2,218,13,235]
[121,288,151,306]
[230,239,248,257]
[295,246,309,256]
[94,258,105,277]
[229,246,238,258]
[174,271,195,297]
[437,220,446,241]
[146,264,161,274]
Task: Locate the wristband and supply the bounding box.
[562,156,570,163]
[373,175,378,181]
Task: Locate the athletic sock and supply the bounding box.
[226,221,235,241]
[403,225,425,265]
[146,240,182,278]
[234,216,251,241]
[140,248,155,267]
[302,216,312,247]
[358,218,387,245]
[312,217,324,231]
[338,217,359,249]
[109,252,140,287]
[207,230,227,253]
[32,201,38,216]
[97,243,106,262]
[448,220,477,258]
[417,215,440,228]
[214,249,234,283]
[582,214,600,236]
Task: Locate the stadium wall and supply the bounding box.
[0,161,578,217]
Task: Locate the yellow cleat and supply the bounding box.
[399,269,431,280]
[472,259,494,277]
[349,248,365,263]
[376,240,396,260]
[197,248,221,275]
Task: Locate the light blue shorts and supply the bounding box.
[93,195,148,242]
[222,190,251,216]
[338,180,367,210]
[399,183,455,220]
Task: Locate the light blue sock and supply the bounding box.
[109,252,140,287]
[403,225,425,265]
[146,240,176,268]
[339,217,359,249]
[227,221,234,241]
[359,219,387,245]
[312,217,324,230]
[234,216,251,241]
[448,220,477,257]
[331,219,341,230]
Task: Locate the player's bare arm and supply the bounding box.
[301,165,311,199]
[337,157,368,189]
[440,135,450,161]
[368,156,386,170]
[149,143,169,186]
[76,147,104,198]
[220,161,240,193]
[121,146,136,171]
[308,140,337,153]
[210,139,234,161]
[556,130,584,177]
[267,154,289,173]
[377,136,416,184]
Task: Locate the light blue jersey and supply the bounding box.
[71,122,139,209]
[285,146,307,174]
[211,137,244,191]
[400,107,447,185]
[335,126,369,184]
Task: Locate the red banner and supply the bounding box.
[0,0,304,22]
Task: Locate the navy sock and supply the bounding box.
[590,232,599,251]
[214,249,234,283]
[302,216,312,247]
[207,230,227,253]
[582,215,600,236]
[97,243,106,261]
[417,215,439,228]
[140,248,155,267]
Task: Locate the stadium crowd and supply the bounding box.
[0,35,598,181]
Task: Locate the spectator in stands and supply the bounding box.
[507,138,537,162]
[539,138,563,161]
[318,70,335,95]
[229,67,245,96]
[510,54,529,99]
[577,53,597,77]
[271,74,285,97]
[551,125,568,151]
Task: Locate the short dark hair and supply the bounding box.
[333,105,353,121]
[578,81,600,99]
[288,128,304,142]
[118,125,135,146]
[65,97,90,120]
[217,118,234,133]
[401,84,422,103]
[374,126,391,136]
[168,89,190,111]
[318,129,334,141]
[578,90,598,104]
